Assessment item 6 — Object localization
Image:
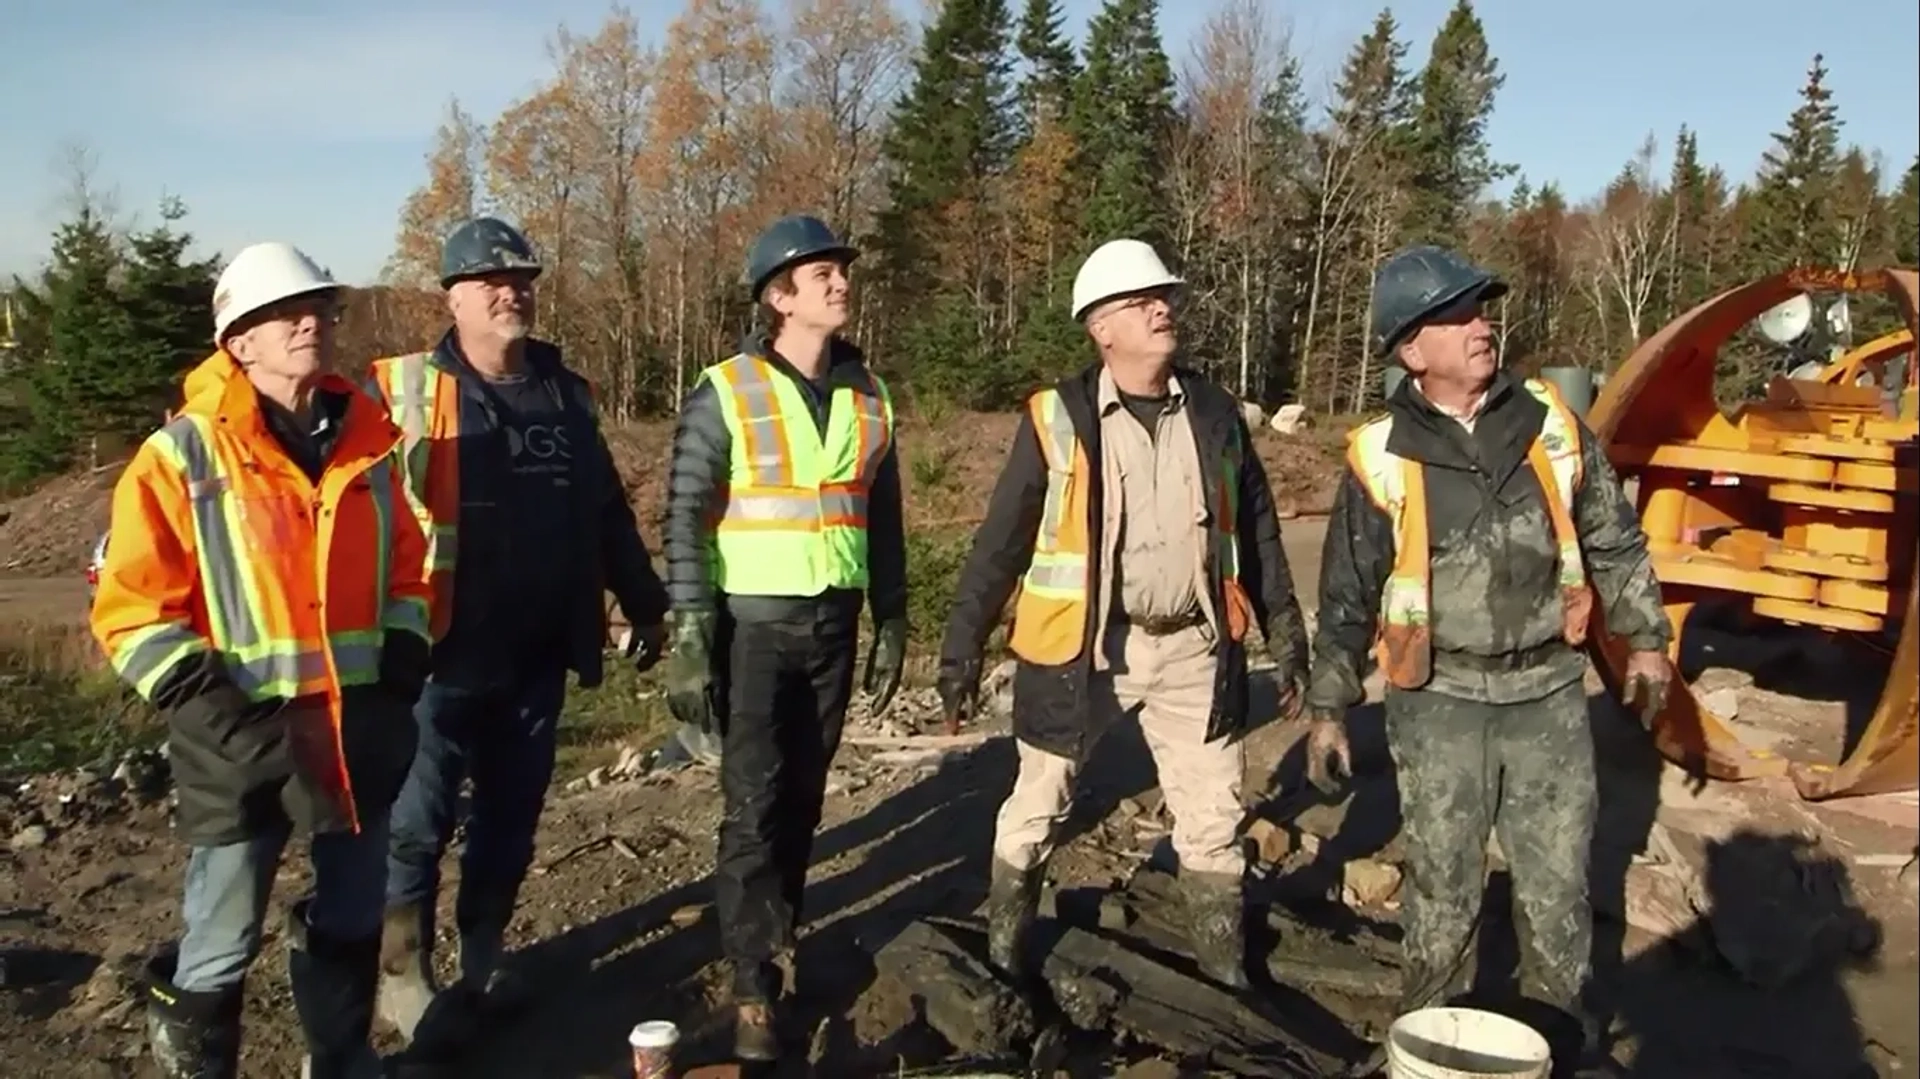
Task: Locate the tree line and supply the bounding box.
[3,0,1916,495]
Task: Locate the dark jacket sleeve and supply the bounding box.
[594,422,668,628]
[664,378,730,614]
[1304,468,1395,714]
[1571,417,1671,652]
[866,443,908,624]
[1236,421,1307,682]
[939,411,1049,675]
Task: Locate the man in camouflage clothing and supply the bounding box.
[1300,246,1672,1074]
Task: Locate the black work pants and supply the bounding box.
[714,593,861,1002]
[1386,677,1597,1015]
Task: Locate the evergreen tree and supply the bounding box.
[12,210,140,477]
[121,197,220,420]
[872,0,1016,311]
[1741,53,1844,271]
[1329,10,1412,142]
[1070,0,1176,248]
[1015,0,1078,132]
[1892,155,1919,267]
[1402,0,1511,246]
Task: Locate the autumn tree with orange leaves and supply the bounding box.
[373,0,1918,421]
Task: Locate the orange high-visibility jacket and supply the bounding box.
[90,352,431,833]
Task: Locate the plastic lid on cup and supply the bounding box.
[630,1020,680,1048]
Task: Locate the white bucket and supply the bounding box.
[1385,1007,1552,1079]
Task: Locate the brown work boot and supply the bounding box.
[985,857,1042,979]
[734,1001,780,1062]
[1181,869,1251,990]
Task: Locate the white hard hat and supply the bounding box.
[1071,238,1184,321]
[211,242,341,344]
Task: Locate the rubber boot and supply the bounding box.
[735,1000,780,1062]
[376,902,437,1044]
[1181,870,1251,990]
[985,857,1042,980]
[286,900,384,1079]
[140,952,243,1079]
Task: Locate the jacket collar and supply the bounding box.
[431,329,564,381]
[1095,365,1186,416]
[178,351,398,473]
[740,332,871,388]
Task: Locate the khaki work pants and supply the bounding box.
[992,623,1247,876]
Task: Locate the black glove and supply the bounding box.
[377,630,431,708]
[936,657,982,735]
[862,618,908,718]
[664,612,717,734]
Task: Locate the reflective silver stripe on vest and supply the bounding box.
[1032,392,1077,554]
[728,358,791,485]
[723,489,869,524]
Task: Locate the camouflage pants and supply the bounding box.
[1385,677,1595,1012]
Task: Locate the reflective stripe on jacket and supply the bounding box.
[1344,377,1594,689]
[367,352,461,640]
[701,352,894,597]
[90,351,430,832]
[1007,386,1256,667]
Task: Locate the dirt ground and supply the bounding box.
[4,437,1919,1076]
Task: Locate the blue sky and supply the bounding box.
[3,0,1915,285]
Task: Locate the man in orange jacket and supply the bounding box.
[91,242,432,1079]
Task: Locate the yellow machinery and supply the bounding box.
[1587,266,1919,801]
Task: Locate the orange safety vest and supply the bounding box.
[366,353,461,640]
[1005,387,1255,666]
[90,352,430,832]
[1344,377,1594,690]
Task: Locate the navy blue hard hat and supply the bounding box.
[440,217,542,289]
[1370,245,1508,358]
[743,215,859,301]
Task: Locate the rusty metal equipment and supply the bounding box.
[1586,266,1920,801]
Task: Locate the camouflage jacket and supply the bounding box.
[1306,371,1669,709]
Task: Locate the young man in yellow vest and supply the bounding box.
[660,215,908,1061]
[1300,246,1672,1074]
[93,242,431,1078]
[362,217,669,1059]
[937,238,1310,991]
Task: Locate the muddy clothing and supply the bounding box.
[1307,372,1669,711]
[941,364,1307,763]
[1387,679,1596,1012]
[995,623,1246,875]
[662,334,904,1003]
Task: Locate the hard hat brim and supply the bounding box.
[750,246,860,301]
[439,262,543,290]
[1375,276,1508,358]
[213,282,345,345]
[1072,276,1185,322]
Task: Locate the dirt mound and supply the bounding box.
[0,467,119,577]
[1257,428,1348,516]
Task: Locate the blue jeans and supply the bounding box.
[174,815,390,993]
[384,670,567,931]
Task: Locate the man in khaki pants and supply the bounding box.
[937,238,1309,988]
